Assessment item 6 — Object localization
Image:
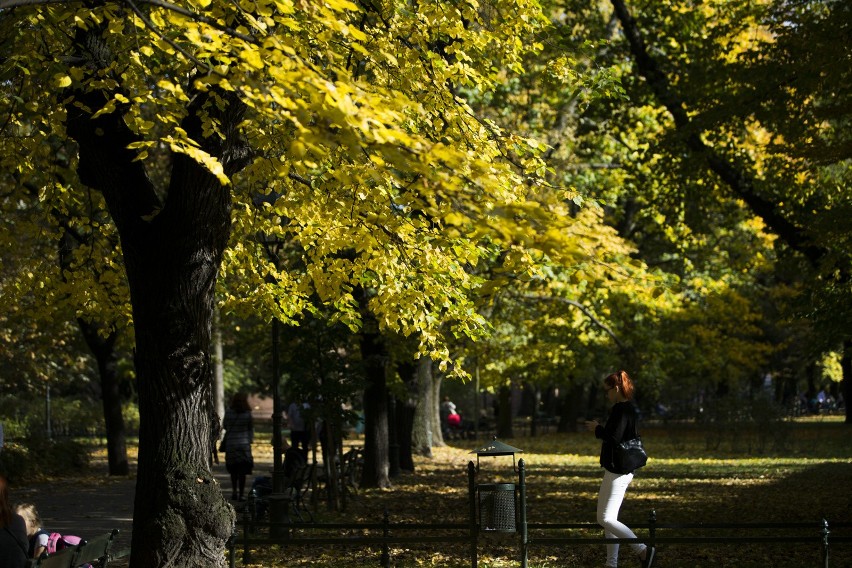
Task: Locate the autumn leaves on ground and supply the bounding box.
[232,417,852,568]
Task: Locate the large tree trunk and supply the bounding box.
[411,356,434,457]
[359,328,391,489]
[64,26,247,565]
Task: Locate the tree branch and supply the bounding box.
[610,0,825,268]
[519,293,626,351]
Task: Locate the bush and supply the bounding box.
[1,394,97,481]
[0,436,90,482]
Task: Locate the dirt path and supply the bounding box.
[12,456,271,565]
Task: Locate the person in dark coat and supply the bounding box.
[222,392,255,501]
[0,476,27,568]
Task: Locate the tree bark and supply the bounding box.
[64,26,248,566]
[359,328,391,489]
[411,356,434,457]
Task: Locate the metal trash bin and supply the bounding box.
[478,482,516,533]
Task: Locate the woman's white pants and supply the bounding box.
[596,469,647,567]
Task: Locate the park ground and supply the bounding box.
[11,415,852,567]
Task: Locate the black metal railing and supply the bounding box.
[227,459,851,568]
[528,513,852,568]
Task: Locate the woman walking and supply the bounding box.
[585,370,654,568]
[222,392,254,501]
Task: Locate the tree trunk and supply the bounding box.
[59,230,129,476]
[411,356,434,457]
[394,361,416,472]
[842,339,852,425]
[496,384,513,439]
[359,329,391,489]
[213,308,225,425]
[77,321,128,476]
[64,26,247,563]
[431,369,446,446]
[558,382,585,433]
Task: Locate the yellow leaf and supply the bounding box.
[54,74,71,88]
[347,25,367,42]
[241,48,264,70]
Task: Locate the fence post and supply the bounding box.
[648,509,657,552]
[381,508,390,568]
[821,518,830,568]
[468,460,477,568]
[242,494,253,565]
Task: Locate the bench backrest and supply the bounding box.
[73,529,119,567]
[33,547,76,568]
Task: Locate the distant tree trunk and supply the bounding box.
[395,395,415,473]
[77,321,128,476]
[411,356,434,457]
[59,230,129,476]
[842,339,851,425]
[394,361,416,472]
[558,383,585,433]
[64,28,246,563]
[359,328,390,489]
[431,369,446,446]
[496,384,513,439]
[213,308,225,425]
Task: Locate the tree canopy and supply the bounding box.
[1,0,849,564]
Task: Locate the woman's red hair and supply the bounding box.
[604,370,635,400]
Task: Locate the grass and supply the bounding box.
[78,417,851,566]
[237,417,852,567]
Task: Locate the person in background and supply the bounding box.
[585,370,655,568]
[222,392,254,501]
[440,396,456,439]
[287,400,310,455]
[14,503,49,559]
[0,476,27,568]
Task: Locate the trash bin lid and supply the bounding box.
[470,438,523,457]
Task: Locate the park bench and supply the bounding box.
[26,529,120,568]
[249,461,317,524]
[314,447,363,501]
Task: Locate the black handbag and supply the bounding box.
[614,437,648,472]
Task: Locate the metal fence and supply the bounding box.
[228,460,852,568]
